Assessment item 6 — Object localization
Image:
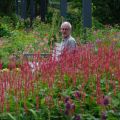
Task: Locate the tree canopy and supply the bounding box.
[0,0,120,25]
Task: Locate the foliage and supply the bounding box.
[0,1,120,119]
[0,6,120,120]
[0,0,15,16]
[92,0,120,25]
[1,41,120,119]
[0,24,11,37]
[0,0,120,25]
[0,15,120,66]
[68,0,120,25]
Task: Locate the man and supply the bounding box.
[52,21,77,60]
[28,21,76,71]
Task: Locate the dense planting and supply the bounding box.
[0,42,120,119]
[0,1,120,119]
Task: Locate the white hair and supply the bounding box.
[61,21,72,30]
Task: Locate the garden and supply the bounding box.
[0,0,120,120]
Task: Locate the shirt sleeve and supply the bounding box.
[68,39,76,51]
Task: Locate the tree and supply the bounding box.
[0,0,15,16]
[68,0,120,25]
[92,0,120,24]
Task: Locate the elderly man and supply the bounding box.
[28,21,76,72]
[52,21,77,60]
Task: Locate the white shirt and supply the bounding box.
[52,35,76,60]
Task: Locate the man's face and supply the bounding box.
[60,25,71,39]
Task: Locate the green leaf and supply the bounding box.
[7,113,16,120]
[28,109,38,120]
[41,98,45,105]
[112,98,120,107]
[117,93,120,99]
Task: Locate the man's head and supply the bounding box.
[60,21,72,39]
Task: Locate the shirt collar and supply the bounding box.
[63,35,71,41]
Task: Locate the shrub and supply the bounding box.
[0,24,11,37]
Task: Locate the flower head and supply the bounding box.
[101,112,107,120]
[65,102,71,110]
[103,96,109,106]
[71,103,75,110]
[64,96,69,103]
[75,91,81,99]
[74,115,81,120]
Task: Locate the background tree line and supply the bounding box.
[0,0,120,25]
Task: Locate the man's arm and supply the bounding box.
[68,38,77,52]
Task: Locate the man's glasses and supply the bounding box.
[61,28,69,31]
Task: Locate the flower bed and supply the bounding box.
[0,42,120,119]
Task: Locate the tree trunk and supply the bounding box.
[21,0,27,19]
